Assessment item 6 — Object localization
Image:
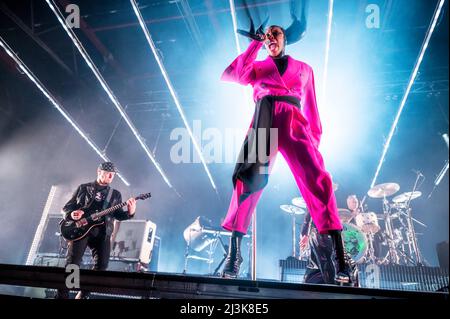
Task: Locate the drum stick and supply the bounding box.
[359,195,367,212]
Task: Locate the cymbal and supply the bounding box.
[280,204,305,215]
[367,183,400,198]
[292,197,307,208]
[392,191,422,203]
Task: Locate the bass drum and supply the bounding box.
[342,223,368,263]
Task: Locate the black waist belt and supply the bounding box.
[232,95,300,193]
[257,95,301,109]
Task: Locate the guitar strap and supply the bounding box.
[102,186,114,210]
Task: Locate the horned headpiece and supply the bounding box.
[236,0,308,45]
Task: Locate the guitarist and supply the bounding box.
[55,162,137,299]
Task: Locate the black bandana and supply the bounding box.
[98,161,117,172]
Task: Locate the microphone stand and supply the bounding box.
[428,133,449,198]
[428,160,449,199]
[405,171,425,266]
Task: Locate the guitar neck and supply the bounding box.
[92,199,132,219]
[88,192,150,220]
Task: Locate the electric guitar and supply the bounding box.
[60,192,151,241]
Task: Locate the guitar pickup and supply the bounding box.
[75,219,88,227]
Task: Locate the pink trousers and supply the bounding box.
[222,101,342,235]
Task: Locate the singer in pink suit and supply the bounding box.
[220,25,355,285]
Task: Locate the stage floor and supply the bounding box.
[0,264,448,300]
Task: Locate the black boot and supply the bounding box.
[222,232,243,279]
[345,252,359,287]
[329,230,355,285]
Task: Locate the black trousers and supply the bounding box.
[55,226,110,298]
[304,228,336,284]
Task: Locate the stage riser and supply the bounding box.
[279,259,449,292]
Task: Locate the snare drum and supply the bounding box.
[342,223,368,263]
[338,208,354,223]
[355,212,381,234]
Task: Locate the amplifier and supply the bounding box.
[110,219,157,264]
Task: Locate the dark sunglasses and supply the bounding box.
[265,30,284,38]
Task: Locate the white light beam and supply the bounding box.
[0,36,130,186]
[129,0,217,192]
[371,0,446,187]
[321,0,334,105]
[45,0,173,189]
[229,0,242,54]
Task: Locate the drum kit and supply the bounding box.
[281,181,426,266]
[368,183,426,266]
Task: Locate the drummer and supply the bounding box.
[346,195,361,223]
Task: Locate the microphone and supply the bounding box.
[412,169,424,177]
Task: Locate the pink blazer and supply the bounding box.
[221,40,323,148]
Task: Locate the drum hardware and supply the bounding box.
[366,181,426,266]
[280,204,306,258]
[212,235,229,276]
[404,205,424,265]
[391,202,408,210]
[182,216,250,275]
[389,212,399,219]
[396,172,426,266]
[290,177,427,267]
[338,208,354,223]
[392,228,404,245]
[393,191,422,203]
[367,174,427,266]
[367,182,400,199]
[391,204,427,227]
[368,183,401,265]
[291,197,307,209]
[182,216,218,275]
[364,232,379,264]
[280,204,306,215]
[183,216,216,253]
[379,238,416,265]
